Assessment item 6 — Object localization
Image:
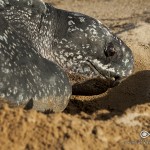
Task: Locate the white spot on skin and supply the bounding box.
[121,70,126,76]
[68,16,73,19]
[92,59,116,73]
[97,20,102,25]
[68,20,75,26]
[72,12,84,17]
[84,67,90,72]
[2,68,9,74]
[77,55,82,59]
[0,35,8,43]
[79,17,85,22]
[124,59,129,66]
[122,47,125,52]
[0,82,3,88]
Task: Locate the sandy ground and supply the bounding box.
[0,0,150,149]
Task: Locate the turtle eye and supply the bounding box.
[104,42,116,57]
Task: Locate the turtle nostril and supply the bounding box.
[104,42,116,57]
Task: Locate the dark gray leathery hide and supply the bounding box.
[51,9,134,80]
[0,0,46,14]
[0,0,134,101]
[1,1,134,82]
[0,14,71,112]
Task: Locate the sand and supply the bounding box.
[0,0,150,149]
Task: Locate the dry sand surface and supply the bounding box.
[0,0,150,149]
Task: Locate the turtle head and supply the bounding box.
[53,13,134,86]
[82,28,134,84]
[67,18,134,85]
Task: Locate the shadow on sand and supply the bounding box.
[64,70,150,120]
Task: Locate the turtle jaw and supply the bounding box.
[85,60,128,87]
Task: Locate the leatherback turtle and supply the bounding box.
[1,0,134,80]
[0,0,71,112]
[0,0,134,110]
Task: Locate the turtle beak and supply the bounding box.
[85,60,123,88]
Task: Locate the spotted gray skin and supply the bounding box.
[1,1,134,85]
[0,14,71,112]
[0,0,46,14]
